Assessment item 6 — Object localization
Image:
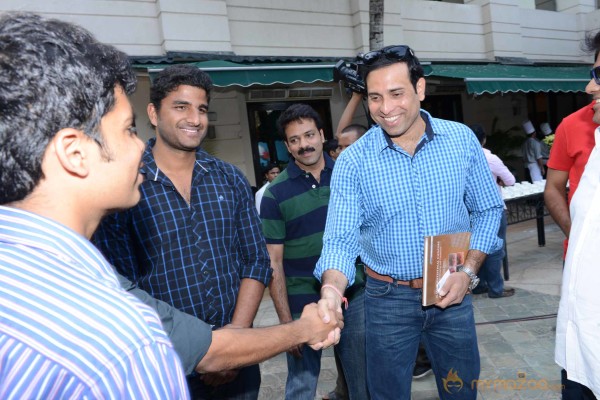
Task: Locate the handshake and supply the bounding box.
[299,301,345,351]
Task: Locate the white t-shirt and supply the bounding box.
[255,182,269,215]
[555,127,600,397]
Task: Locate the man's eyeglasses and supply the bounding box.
[359,45,415,65]
[590,66,600,85]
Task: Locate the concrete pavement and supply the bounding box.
[254,216,564,399]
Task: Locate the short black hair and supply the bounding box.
[262,163,280,175]
[0,12,136,203]
[583,30,600,60]
[341,124,368,137]
[150,64,213,111]
[324,139,339,154]
[277,103,323,140]
[469,124,486,145]
[359,45,424,92]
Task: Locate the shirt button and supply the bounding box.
[203,270,209,276]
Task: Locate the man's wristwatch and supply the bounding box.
[457,266,480,291]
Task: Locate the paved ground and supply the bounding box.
[254,217,564,400]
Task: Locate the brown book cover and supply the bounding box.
[422,231,471,306]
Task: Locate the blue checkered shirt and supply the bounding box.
[93,139,272,328]
[314,110,503,284]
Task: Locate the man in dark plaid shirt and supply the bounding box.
[93,65,272,399]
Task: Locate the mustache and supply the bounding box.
[297,147,316,155]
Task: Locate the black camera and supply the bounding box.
[333,59,366,94]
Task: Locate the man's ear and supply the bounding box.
[319,129,325,143]
[417,77,426,101]
[147,103,158,127]
[52,128,90,178]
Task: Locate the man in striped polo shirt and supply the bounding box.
[261,103,333,399]
[0,12,189,398]
[261,104,366,400]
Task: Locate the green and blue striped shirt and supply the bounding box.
[261,155,334,318]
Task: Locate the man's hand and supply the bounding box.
[310,297,342,350]
[435,270,470,309]
[299,302,343,351]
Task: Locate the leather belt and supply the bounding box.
[365,266,423,289]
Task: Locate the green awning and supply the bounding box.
[140,60,335,88]
[429,63,590,95]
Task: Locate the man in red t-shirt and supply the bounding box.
[545,104,597,256]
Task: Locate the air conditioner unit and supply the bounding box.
[248,89,287,100]
[288,88,333,99]
[247,87,333,101]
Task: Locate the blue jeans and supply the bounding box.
[285,346,321,400]
[478,211,507,297]
[365,277,479,400]
[186,364,260,399]
[336,288,369,400]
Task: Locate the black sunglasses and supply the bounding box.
[590,66,600,85]
[359,45,415,65]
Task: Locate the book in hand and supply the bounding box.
[422,231,471,306]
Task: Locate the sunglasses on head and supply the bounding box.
[359,45,415,65]
[591,66,600,85]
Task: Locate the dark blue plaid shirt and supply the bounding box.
[93,139,272,328]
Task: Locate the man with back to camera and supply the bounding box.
[313,45,503,399]
[93,64,272,399]
[550,31,600,400]
[0,11,189,398]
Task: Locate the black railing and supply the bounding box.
[501,192,548,281]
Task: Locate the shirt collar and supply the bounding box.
[376,109,439,152]
[141,138,215,182]
[287,152,335,179]
[0,206,118,285]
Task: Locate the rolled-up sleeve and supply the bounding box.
[233,168,272,285]
[314,153,361,286]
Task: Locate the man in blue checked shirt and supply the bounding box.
[93,65,272,399]
[314,45,504,400]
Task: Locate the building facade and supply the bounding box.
[2,0,598,183]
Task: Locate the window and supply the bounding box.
[536,0,556,11]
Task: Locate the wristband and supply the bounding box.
[321,284,348,310]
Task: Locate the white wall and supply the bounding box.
[1,0,596,61]
[225,0,360,57]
